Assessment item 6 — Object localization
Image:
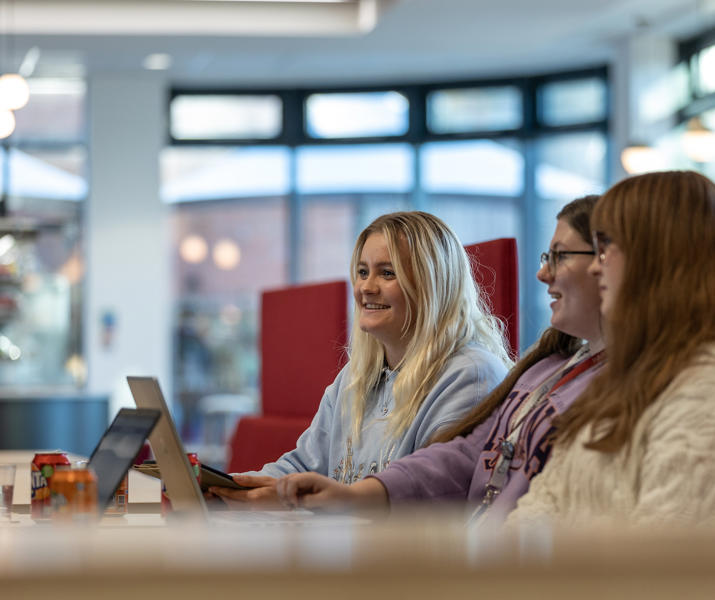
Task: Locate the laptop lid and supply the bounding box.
[88,407,161,510]
[127,376,208,517]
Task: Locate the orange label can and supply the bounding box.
[31,452,71,520]
[50,466,99,522]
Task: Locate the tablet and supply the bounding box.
[133,461,250,492]
[89,408,162,509]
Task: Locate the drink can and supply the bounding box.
[104,473,129,516]
[161,452,200,516]
[50,465,98,522]
[31,452,71,519]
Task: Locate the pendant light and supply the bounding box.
[620,141,665,175]
[0,107,14,139]
[682,116,715,163]
[0,72,29,111]
[0,0,29,130]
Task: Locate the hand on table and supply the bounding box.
[276,472,389,513]
[208,474,281,509]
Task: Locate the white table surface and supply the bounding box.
[0,449,161,506]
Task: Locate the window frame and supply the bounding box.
[169,66,609,147]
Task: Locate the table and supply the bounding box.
[0,450,161,514]
[2,452,715,600]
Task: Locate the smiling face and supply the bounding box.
[353,232,411,368]
[537,219,603,345]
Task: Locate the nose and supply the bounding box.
[587,255,601,278]
[536,262,552,284]
[359,272,379,294]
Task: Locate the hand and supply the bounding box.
[276,472,389,513]
[208,474,282,509]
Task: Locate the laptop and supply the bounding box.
[127,376,210,517]
[88,407,161,510]
[127,376,365,526]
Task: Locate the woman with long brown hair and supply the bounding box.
[509,170,715,526]
[274,195,607,523]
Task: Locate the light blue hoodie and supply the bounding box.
[249,343,508,482]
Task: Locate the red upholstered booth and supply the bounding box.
[464,238,519,358]
[226,280,348,473]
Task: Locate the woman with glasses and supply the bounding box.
[508,170,715,527]
[275,196,606,524]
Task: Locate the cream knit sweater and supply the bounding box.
[507,343,715,529]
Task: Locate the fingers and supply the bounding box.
[231,474,277,488]
[209,478,283,510]
[275,472,335,509]
[275,473,305,508]
[209,486,251,502]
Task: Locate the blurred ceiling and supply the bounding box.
[6,0,715,86]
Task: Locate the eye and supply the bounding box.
[382,269,396,279]
[357,267,368,279]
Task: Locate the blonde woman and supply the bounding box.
[210,211,511,506]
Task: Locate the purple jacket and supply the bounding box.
[372,352,604,523]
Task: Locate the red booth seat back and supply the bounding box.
[227,280,348,473]
[464,238,519,358]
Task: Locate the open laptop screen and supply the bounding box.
[127,376,208,516]
[88,407,161,510]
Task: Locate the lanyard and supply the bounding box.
[467,345,604,525]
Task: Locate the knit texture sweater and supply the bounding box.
[507,343,715,529]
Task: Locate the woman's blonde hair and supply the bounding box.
[346,211,512,442]
[432,195,598,444]
[555,170,715,452]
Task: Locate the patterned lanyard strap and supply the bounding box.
[467,345,605,525]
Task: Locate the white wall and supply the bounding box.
[85,74,172,418]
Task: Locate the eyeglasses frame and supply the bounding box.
[539,249,595,275]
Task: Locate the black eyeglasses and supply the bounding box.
[539,249,595,275]
[592,231,612,263]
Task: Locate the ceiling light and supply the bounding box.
[620,142,666,175]
[0,109,15,139]
[682,117,715,163]
[180,234,208,264]
[212,239,241,270]
[187,0,352,2]
[142,53,173,71]
[0,74,30,110]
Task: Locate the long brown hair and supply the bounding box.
[431,195,599,444]
[554,170,715,452]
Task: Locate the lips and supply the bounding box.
[364,303,390,310]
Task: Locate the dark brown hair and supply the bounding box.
[431,195,599,443]
[554,171,715,452]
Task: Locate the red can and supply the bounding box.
[161,453,200,516]
[50,466,98,522]
[31,452,71,519]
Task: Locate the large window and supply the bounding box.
[170,94,283,141]
[0,78,87,388]
[305,91,409,139]
[164,67,610,446]
[427,85,523,133]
